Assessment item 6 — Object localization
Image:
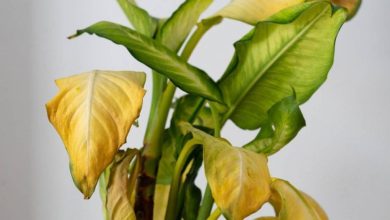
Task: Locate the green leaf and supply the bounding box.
[171,95,214,133]
[331,0,361,20]
[217,2,347,129]
[269,179,328,220]
[244,94,305,155]
[156,0,213,53]
[70,21,223,102]
[150,0,214,122]
[156,130,177,185]
[181,123,272,220]
[117,0,158,37]
[182,181,202,220]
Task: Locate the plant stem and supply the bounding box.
[137,23,212,219]
[207,208,222,220]
[197,186,214,220]
[165,139,201,220]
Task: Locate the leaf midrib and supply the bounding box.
[222,6,328,124]
[85,71,97,176]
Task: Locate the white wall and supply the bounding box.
[1,0,389,219]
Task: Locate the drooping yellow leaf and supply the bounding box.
[181,123,272,220]
[269,179,328,220]
[106,150,138,220]
[214,0,304,24]
[301,192,328,220]
[46,70,146,198]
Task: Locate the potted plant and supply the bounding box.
[46,0,361,219]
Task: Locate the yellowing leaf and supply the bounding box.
[182,123,272,220]
[215,0,304,24]
[269,179,328,220]
[46,70,146,198]
[331,0,361,20]
[301,192,328,220]
[106,150,138,220]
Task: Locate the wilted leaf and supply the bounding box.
[70,22,222,102]
[244,94,305,155]
[117,0,158,36]
[331,0,361,20]
[106,150,139,220]
[214,0,304,24]
[217,2,347,129]
[182,124,272,220]
[46,70,145,198]
[269,179,328,220]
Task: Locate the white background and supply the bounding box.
[1,0,389,219]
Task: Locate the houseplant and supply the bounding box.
[46,0,361,219]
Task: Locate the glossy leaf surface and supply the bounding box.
[182,124,272,220]
[218,2,347,129]
[46,70,145,198]
[70,22,222,102]
[244,95,305,155]
[117,0,158,36]
[270,179,328,220]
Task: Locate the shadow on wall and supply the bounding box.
[0,0,33,219]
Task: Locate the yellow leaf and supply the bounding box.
[215,0,304,24]
[182,123,272,220]
[46,70,146,198]
[331,0,361,20]
[106,150,138,220]
[269,179,328,220]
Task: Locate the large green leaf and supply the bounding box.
[244,94,305,155]
[151,0,213,102]
[149,0,214,124]
[217,2,347,129]
[156,0,213,53]
[181,123,271,220]
[117,0,158,37]
[70,22,223,102]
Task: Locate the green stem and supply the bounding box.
[197,186,214,220]
[139,20,215,219]
[165,139,201,220]
[142,23,211,170]
[207,208,222,220]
